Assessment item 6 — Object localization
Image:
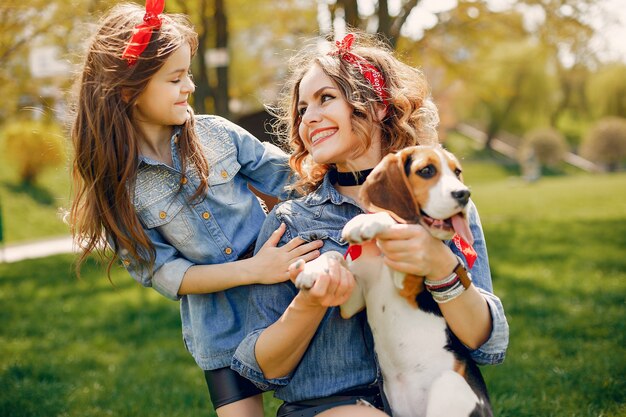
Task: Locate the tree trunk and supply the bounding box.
[338,0,360,29]
[195,25,210,114]
[214,0,230,118]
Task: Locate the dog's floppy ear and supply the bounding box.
[360,149,420,224]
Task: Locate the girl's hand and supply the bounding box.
[375,223,457,280]
[253,223,323,284]
[290,255,355,308]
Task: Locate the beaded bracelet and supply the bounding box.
[424,256,472,303]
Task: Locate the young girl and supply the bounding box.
[68,2,321,416]
[232,32,509,416]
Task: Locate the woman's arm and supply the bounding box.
[376,225,491,349]
[374,202,505,352]
[254,257,354,378]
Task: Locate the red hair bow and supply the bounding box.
[330,34,389,107]
[122,0,165,66]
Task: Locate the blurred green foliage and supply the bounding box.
[2,119,67,185]
[581,117,626,171]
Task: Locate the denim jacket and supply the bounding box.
[232,173,509,402]
[120,115,293,370]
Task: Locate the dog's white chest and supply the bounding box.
[358,264,456,417]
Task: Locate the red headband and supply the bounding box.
[122,0,165,66]
[329,34,389,107]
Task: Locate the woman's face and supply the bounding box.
[296,64,381,171]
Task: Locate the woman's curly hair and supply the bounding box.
[269,31,439,194]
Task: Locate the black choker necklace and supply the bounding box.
[329,168,374,186]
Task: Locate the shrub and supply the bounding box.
[519,127,568,168]
[580,117,626,172]
[1,120,67,185]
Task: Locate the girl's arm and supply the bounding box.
[178,223,322,295]
[121,223,321,299]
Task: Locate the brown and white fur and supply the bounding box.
[295,145,492,417]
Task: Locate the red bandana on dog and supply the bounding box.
[453,234,477,269]
[344,244,363,262]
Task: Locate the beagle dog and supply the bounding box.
[295,145,493,417]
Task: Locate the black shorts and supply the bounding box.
[276,385,387,417]
[204,367,263,409]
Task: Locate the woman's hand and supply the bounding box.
[374,223,457,280]
[289,255,355,308]
[251,223,323,284]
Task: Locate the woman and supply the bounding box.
[232,32,509,417]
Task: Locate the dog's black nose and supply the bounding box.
[451,189,470,206]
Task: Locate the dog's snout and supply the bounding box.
[451,189,470,206]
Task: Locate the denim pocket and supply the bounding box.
[208,156,241,205]
[138,195,194,246]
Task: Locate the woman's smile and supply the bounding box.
[310,127,337,146]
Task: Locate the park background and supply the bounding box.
[0,0,624,416]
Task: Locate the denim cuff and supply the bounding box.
[232,329,291,390]
[152,258,194,301]
[469,288,509,365]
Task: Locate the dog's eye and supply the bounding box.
[417,164,436,179]
[454,168,462,178]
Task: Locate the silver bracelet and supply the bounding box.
[430,282,466,303]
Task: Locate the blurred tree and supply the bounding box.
[0,0,120,121]
[322,0,430,47]
[520,127,568,168]
[169,0,317,117]
[474,41,558,148]
[580,117,626,172]
[2,119,67,185]
[169,0,216,115]
[399,0,600,149]
[586,63,626,119]
[226,0,317,114]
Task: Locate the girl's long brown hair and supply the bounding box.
[69,3,208,277]
[271,31,439,194]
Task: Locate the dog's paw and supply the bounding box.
[295,268,318,290]
[294,252,344,290]
[342,212,396,243]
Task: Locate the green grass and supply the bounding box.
[0,160,71,244]
[474,174,626,416]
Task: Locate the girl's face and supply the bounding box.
[296,64,381,171]
[133,42,195,138]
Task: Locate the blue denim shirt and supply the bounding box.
[232,173,509,402]
[119,115,293,370]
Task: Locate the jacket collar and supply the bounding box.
[304,173,360,208]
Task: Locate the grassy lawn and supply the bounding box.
[473,174,626,416]
[1,132,625,415]
[0,162,71,244]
